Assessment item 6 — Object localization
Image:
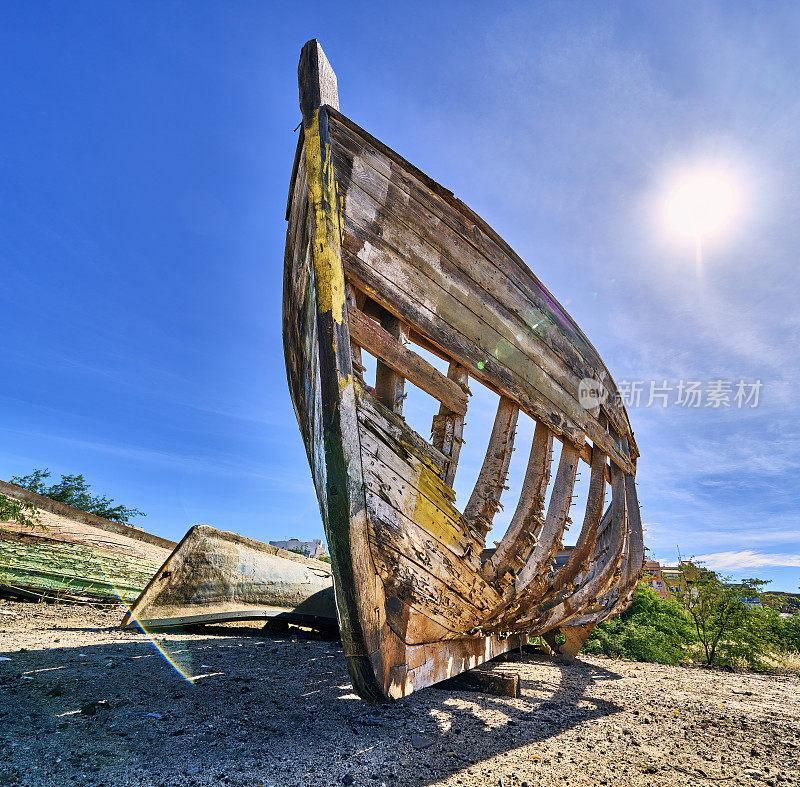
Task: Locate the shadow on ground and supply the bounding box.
[0,624,623,786]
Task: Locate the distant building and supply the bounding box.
[641,560,669,599]
[269,538,328,560]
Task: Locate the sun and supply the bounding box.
[665,170,739,241]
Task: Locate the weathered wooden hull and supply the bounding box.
[283,41,643,700]
[0,480,174,603]
[121,525,336,630]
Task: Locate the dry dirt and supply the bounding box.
[0,599,798,787]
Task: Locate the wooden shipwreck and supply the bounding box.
[0,479,174,604]
[121,525,336,631]
[283,41,643,701]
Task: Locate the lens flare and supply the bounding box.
[125,615,197,682]
[90,552,196,682]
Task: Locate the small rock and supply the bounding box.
[80,703,96,716]
[341,775,354,785]
[410,734,435,750]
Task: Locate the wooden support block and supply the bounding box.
[559,623,595,657]
[542,623,595,662]
[442,664,520,698]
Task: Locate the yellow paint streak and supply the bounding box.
[412,462,468,552]
[304,112,346,325]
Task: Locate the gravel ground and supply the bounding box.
[0,598,798,787]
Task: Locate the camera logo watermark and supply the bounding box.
[579,379,762,410]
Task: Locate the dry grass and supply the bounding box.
[776,651,800,672]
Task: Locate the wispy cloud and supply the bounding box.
[694,551,800,570]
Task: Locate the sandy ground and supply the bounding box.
[0,599,798,787]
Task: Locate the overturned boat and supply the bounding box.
[0,479,174,604]
[121,525,336,631]
[284,41,643,700]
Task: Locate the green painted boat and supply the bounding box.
[0,480,174,603]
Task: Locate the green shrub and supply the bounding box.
[584,587,697,664]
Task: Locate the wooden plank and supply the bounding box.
[366,493,499,616]
[348,306,468,415]
[373,307,409,414]
[548,441,607,596]
[345,283,365,378]
[575,440,643,628]
[0,537,163,604]
[355,382,449,474]
[298,39,338,117]
[340,244,633,475]
[431,363,469,487]
[337,159,596,417]
[0,487,172,603]
[601,454,644,619]
[463,396,519,537]
[369,544,483,635]
[339,192,598,443]
[359,430,484,564]
[0,479,175,551]
[528,464,627,634]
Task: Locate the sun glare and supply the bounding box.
[665,170,739,241]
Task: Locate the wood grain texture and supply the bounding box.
[513,442,581,596]
[373,308,409,415]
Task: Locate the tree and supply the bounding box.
[673,560,768,667]
[10,469,145,525]
[0,495,41,531]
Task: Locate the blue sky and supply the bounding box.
[2,1,798,591]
